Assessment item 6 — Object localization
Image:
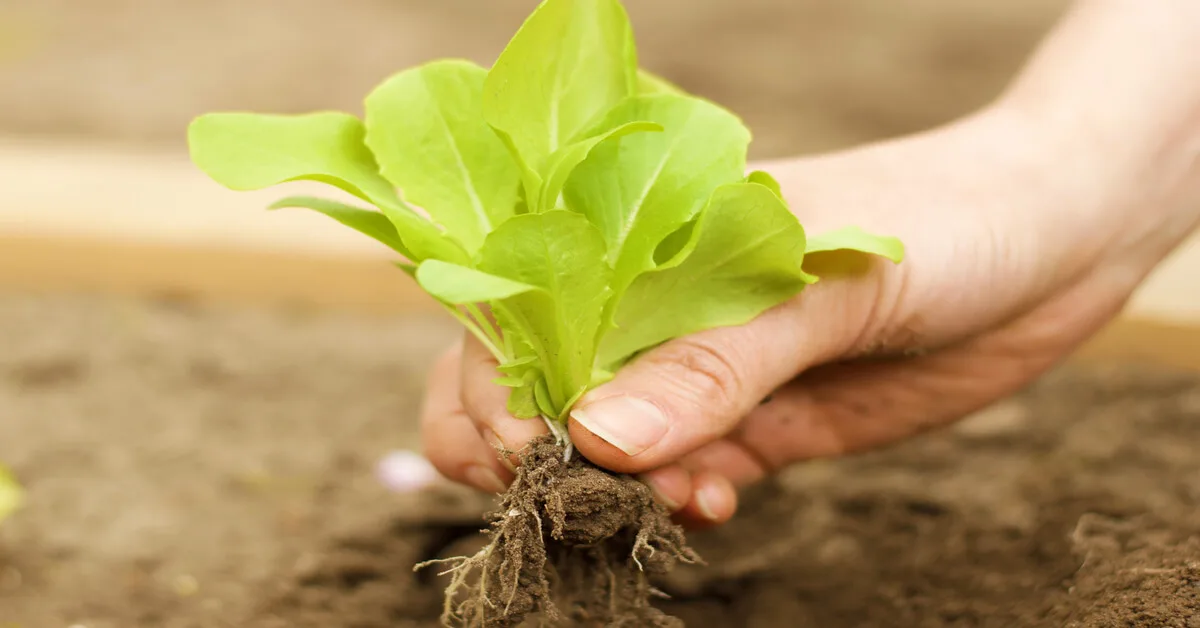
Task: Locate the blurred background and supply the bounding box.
[1,2,1199,625]
[0,0,1196,322]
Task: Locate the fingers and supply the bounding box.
[639,464,739,529]
[459,332,549,462]
[728,266,1133,466]
[566,294,854,474]
[419,343,512,493]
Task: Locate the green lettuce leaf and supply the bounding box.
[0,465,21,523]
[478,210,612,417]
[637,68,686,95]
[186,0,907,427]
[188,112,397,205]
[415,259,538,303]
[483,0,637,176]
[745,170,783,198]
[535,120,662,213]
[564,93,750,306]
[805,225,906,261]
[364,60,520,254]
[187,112,467,264]
[495,309,545,419]
[269,196,414,259]
[599,182,813,366]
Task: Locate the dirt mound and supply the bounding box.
[246,368,1200,628]
[3,297,1197,627]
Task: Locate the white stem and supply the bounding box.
[541,416,574,462]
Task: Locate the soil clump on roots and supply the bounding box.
[420,435,698,627]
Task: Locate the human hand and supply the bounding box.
[420,1,1200,526]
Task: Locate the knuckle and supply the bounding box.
[645,337,744,411]
[846,256,922,358]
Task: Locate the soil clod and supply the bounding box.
[419,436,698,627]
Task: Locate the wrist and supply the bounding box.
[994,87,1200,278]
[992,1,1200,278]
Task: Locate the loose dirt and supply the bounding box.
[412,435,695,627]
[5,1,1198,626]
[2,295,1197,627]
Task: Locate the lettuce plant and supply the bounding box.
[188,0,902,451]
[0,465,20,524]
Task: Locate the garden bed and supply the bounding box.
[1,294,1196,627]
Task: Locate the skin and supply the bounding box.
[421,0,1200,527]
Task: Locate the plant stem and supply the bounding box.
[440,303,506,362]
[542,416,574,462]
[466,303,503,349]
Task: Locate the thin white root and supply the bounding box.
[415,534,501,626]
[631,529,657,572]
[540,415,575,461]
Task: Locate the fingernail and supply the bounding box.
[570,396,667,457]
[695,483,723,521]
[464,464,507,494]
[639,474,682,511]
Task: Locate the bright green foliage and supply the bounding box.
[364,60,519,255]
[186,0,905,423]
[483,0,637,178]
[804,225,906,261]
[599,182,812,365]
[270,196,414,258]
[636,69,686,95]
[477,211,612,417]
[189,112,468,265]
[416,260,537,304]
[0,465,20,523]
[564,94,750,317]
[536,120,663,214]
[745,170,784,197]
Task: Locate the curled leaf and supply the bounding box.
[600,182,810,366]
[805,225,906,262]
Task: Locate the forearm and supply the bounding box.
[999,0,1200,262]
[755,1,1200,353]
[1003,0,1200,155]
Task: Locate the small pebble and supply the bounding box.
[376,450,441,493]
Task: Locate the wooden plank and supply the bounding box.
[0,234,440,314]
[3,234,1198,372]
[1072,318,1200,371]
[2,138,1198,370]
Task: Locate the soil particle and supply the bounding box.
[5,296,1200,627]
[419,436,696,627]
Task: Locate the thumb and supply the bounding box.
[567,283,872,473]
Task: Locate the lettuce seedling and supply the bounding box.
[0,465,20,524]
[187,0,903,451]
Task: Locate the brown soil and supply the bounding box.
[3,295,1198,627]
[4,2,1199,626]
[413,435,695,627]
